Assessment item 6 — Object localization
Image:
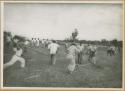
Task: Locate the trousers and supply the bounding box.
[50,54,56,65]
[4,55,25,69]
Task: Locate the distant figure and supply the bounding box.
[25,40,29,45]
[39,39,42,47]
[4,39,25,69]
[23,40,30,52]
[34,38,37,47]
[66,42,79,74]
[32,38,35,47]
[115,46,119,54]
[65,42,69,50]
[6,35,12,48]
[107,46,116,56]
[82,44,89,55]
[36,38,40,47]
[45,39,50,48]
[88,45,97,64]
[48,40,60,65]
[77,42,84,64]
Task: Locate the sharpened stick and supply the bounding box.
[25,74,40,80]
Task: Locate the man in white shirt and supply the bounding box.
[67,42,79,74]
[32,38,35,47]
[4,42,25,69]
[88,44,97,64]
[77,42,84,64]
[36,38,40,47]
[48,40,60,65]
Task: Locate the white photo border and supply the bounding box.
[0,0,124,91]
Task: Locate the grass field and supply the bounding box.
[3,45,122,88]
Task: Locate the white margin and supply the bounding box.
[1,0,124,4]
[0,1,4,89]
[122,0,125,90]
[0,0,124,90]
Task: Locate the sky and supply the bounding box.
[4,3,123,41]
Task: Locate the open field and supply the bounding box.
[3,45,122,88]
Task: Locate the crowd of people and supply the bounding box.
[107,46,119,56]
[31,38,52,48]
[4,33,120,74]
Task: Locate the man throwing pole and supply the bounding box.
[4,37,25,69]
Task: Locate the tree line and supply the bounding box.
[4,30,122,48]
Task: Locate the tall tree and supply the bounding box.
[72,28,78,42]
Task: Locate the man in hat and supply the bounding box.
[66,42,79,74]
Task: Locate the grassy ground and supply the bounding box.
[3,45,122,88]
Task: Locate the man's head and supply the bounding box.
[13,37,19,43]
[16,42,23,50]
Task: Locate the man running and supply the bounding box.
[88,44,97,64]
[48,40,60,65]
[4,37,25,69]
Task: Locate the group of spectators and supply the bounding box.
[4,32,120,74]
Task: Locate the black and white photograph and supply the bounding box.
[1,1,124,89]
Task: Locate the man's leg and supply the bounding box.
[77,53,80,64]
[52,54,56,65]
[110,51,112,56]
[88,54,92,62]
[4,55,18,69]
[68,58,76,74]
[18,57,25,68]
[79,52,83,64]
[50,54,53,65]
[92,57,96,64]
